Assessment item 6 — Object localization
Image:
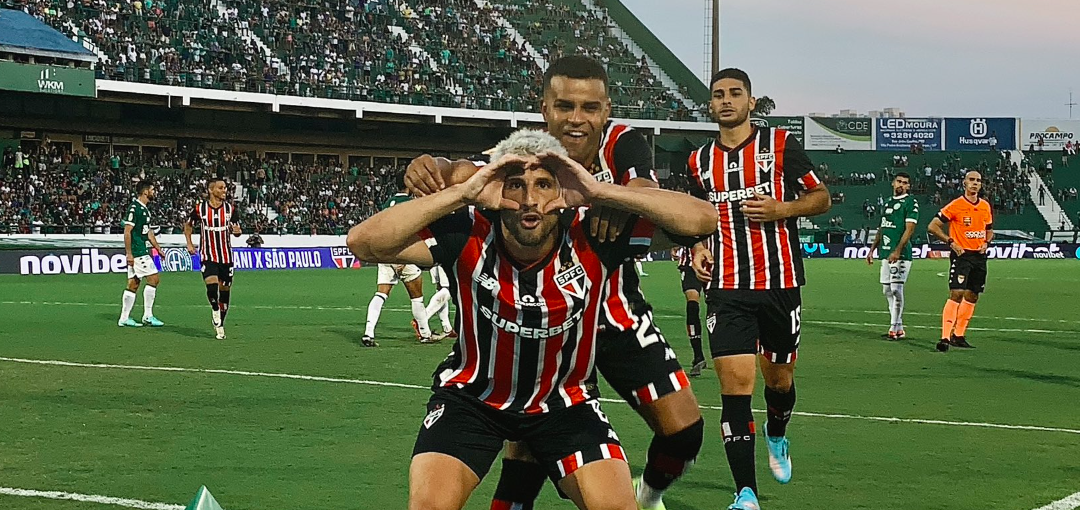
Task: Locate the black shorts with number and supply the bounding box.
[412,388,626,482]
[201,260,234,285]
[595,310,689,409]
[949,252,987,293]
[680,266,703,293]
[705,288,802,363]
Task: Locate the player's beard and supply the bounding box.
[502,210,560,248]
[713,106,750,129]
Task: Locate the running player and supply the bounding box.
[346,129,717,510]
[688,68,831,510]
[118,180,165,328]
[406,56,707,510]
[362,173,432,347]
[927,171,993,351]
[866,172,919,339]
[184,177,241,340]
[674,246,708,376]
[423,266,457,340]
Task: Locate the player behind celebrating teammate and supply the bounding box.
[361,173,432,347]
[674,246,708,376]
[347,129,717,510]
[689,68,831,510]
[406,56,708,510]
[423,266,456,339]
[118,180,165,327]
[184,177,242,340]
[865,172,919,339]
[927,171,992,351]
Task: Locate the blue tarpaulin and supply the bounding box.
[0,8,95,58]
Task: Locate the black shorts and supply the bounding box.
[705,288,802,363]
[412,388,625,481]
[201,260,234,285]
[595,311,689,409]
[680,266,702,294]
[949,253,987,293]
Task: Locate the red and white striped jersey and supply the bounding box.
[188,201,237,264]
[687,127,821,290]
[674,247,693,268]
[419,206,655,414]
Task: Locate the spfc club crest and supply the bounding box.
[424,404,444,429]
[555,261,588,299]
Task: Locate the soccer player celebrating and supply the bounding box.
[674,246,708,376]
[361,173,433,347]
[118,180,165,328]
[406,56,707,510]
[866,172,919,339]
[184,177,242,340]
[689,68,831,510]
[927,171,993,351]
[347,129,717,510]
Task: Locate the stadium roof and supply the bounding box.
[0,8,96,62]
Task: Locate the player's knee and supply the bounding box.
[882,285,893,298]
[719,367,756,393]
[656,418,705,462]
[964,292,979,303]
[408,492,460,510]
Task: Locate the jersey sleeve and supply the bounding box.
[906,198,920,223]
[612,128,656,184]
[984,204,994,230]
[230,204,239,223]
[937,201,955,223]
[781,135,822,192]
[684,150,709,201]
[188,206,201,226]
[589,212,656,269]
[124,204,137,227]
[417,208,476,266]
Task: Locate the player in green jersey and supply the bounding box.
[866,172,919,339]
[118,180,165,328]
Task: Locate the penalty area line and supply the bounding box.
[1033,491,1080,510]
[0,486,183,510]
[2,356,1079,436]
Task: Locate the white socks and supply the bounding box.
[119,290,137,322]
[637,479,664,508]
[364,292,386,338]
[425,288,452,331]
[411,297,431,338]
[890,283,905,331]
[142,285,157,319]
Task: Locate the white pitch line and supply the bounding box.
[1033,491,1080,510]
[0,487,183,510]
[3,356,1079,436]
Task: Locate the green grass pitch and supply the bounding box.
[2,259,1079,510]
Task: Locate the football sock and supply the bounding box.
[640,419,704,506]
[941,299,960,339]
[219,289,231,325]
[765,383,796,437]
[635,259,645,275]
[410,297,431,338]
[425,288,452,330]
[364,292,386,338]
[954,300,976,336]
[882,284,896,330]
[205,284,219,311]
[490,459,546,510]
[119,289,137,322]
[890,283,905,330]
[142,285,157,319]
[686,300,704,361]
[720,395,757,494]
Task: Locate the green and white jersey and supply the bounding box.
[124,198,152,257]
[380,192,412,211]
[878,194,919,261]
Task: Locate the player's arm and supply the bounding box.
[742,137,832,222]
[590,128,659,242]
[183,209,198,255]
[123,207,136,266]
[867,228,882,266]
[404,155,483,196]
[927,216,963,256]
[980,227,994,254]
[890,220,917,263]
[230,205,242,237]
[147,229,163,254]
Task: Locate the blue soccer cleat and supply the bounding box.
[728,487,760,510]
[118,318,143,327]
[765,429,792,484]
[142,316,164,327]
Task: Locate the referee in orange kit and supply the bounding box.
[927,171,993,352]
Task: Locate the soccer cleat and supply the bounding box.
[118,318,143,327]
[411,319,423,340]
[419,335,442,344]
[894,329,906,339]
[632,477,666,510]
[689,358,707,377]
[728,487,760,510]
[361,335,378,347]
[950,335,975,348]
[211,310,222,328]
[142,316,164,327]
[936,339,950,352]
[215,326,226,340]
[765,429,792,484]
[443,330,458,340]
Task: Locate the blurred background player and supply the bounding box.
[423,266,457,341]
[927,171,993,352]
[118,180,164,328]
[674,246,708,376]
[361,173,433,347]
[689,68,831,510]
[866,172,919,339]
[184,177,242,340]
